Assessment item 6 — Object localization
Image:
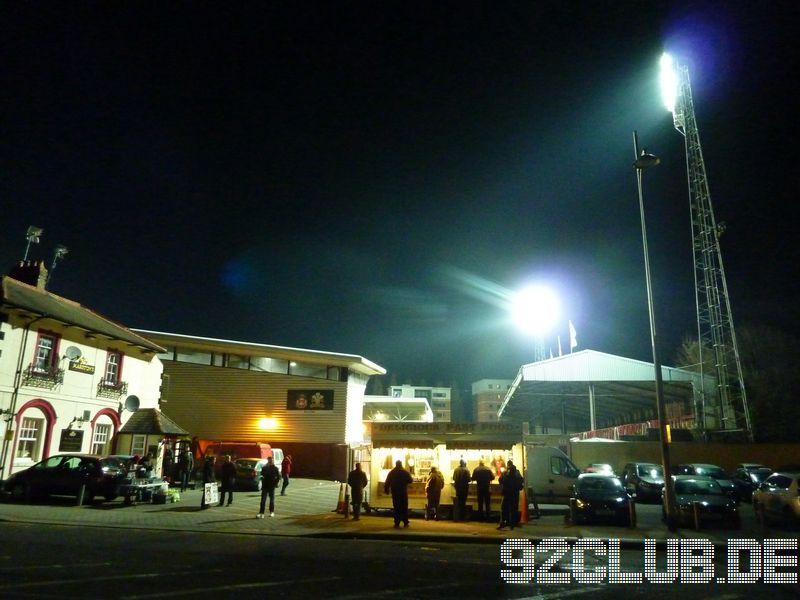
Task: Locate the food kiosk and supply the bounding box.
[366,422,524,518]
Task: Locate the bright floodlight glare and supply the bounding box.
[660,53,678,114]
[511,285,561,336]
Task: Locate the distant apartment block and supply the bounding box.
[471,379,512,422]
[388,385,451,422]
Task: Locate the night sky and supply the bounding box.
[2,3,798,391]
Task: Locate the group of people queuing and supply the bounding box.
[196,452,293,518]
[448,458,524,528]
[357,458,525,529]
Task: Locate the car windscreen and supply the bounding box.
[675,478,724,495]
[637,465,663,478]
[750,469,772,483]
[236,460,259,469]
[695,466,726,479]
[578,477,624,493]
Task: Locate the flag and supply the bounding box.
[569,320,578,351]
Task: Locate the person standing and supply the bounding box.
[425,466,445,521]
[219,455,237,507]
[452,459,471,521]
[347,462,368,520]
[280,454,292,496]
[162,446,174,482]
[472,459,495,521]
[258,456,281,518]
[384,460,413,528]
[178,449,194,493]
[200,456,216,509]
[498,460,524,530]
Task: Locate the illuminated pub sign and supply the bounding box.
[286,389,334,410]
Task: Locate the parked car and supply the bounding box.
[675,464,738,500]
[731,464,773,502]
[665,475,740,529]
[570,473,632,525]
[4,454,127,503]
[752,471,800,527]
[234,458,269,491]
[583,463,615,476]
[621,462,664,501]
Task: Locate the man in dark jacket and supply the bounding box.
[347,462,368,520]
[452,459,472,521]
[498,460,524,530]
[258,457,281,518]
[472,459,495,521]
[178,449,194,493]
[384,460,413,528]
[219,455,237,507]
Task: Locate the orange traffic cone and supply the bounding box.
[334,483,346,513]
[518,489,528,525]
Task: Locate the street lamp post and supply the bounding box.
[632,130,677,531]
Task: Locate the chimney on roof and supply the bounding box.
[8,260,49,290]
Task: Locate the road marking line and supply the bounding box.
[120,576,343,598]
[515,586,605,600]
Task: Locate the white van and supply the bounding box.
[524,445,581,505]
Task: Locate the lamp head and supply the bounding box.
[634,149,660,170]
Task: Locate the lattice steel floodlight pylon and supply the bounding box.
[660,53,752,440]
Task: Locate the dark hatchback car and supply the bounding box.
[675,463,738,500]
[234,458,269,491]
[4,454,127,503]
[570,473,633,526]
[731,464,773,502]
[665,475,740,529]
[621,462,665,501]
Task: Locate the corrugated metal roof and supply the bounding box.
[499,350,714,430]
[1,276,165,353]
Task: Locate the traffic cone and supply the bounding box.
[518,489,528,525]
[334,483,346,513]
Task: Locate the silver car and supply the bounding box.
[752,471,800,527]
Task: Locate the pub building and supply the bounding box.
[366,422,524,518]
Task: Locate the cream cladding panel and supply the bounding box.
[160,362,348,443]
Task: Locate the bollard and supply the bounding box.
[568,497,578,525]
[343,490,350,518]
[518,490,528,525]
[693,501,701,531]
[334,483,346,513]
[77,484,86,506]
[628,500,637,528]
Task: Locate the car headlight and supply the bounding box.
[575,499,586,508]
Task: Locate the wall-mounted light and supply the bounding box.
[258,417,278,430]
[70,410,91,429]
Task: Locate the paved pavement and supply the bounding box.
[0,478,791,546]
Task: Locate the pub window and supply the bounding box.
[16,417,43,462]
[33,332,58,373]
[104,350,123,385]
[92,423,112,455]
[131,434,146,456]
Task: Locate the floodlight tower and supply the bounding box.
[660,54,752,440]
